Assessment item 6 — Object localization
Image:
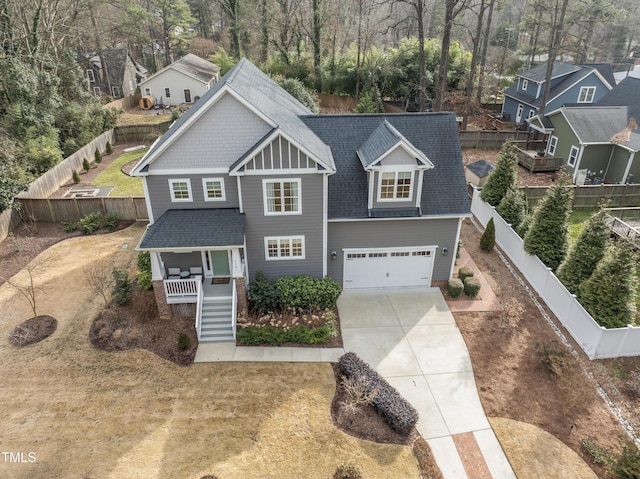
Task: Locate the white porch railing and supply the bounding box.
[231,279,237,340]
[164,276,201,304]
[195,280,203,340]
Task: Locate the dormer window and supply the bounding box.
[379,171,413,201]
[578,86,596,103]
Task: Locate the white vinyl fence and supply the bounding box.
[471,187,640,359]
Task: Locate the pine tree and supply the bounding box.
[94,148,102,164]
[579,239,637,329]
[480,141,518,206]
[82,158,90,172]
[523,173,574,271]
[72,170,80,183]
[497,183,528,230]
[105,141,113,155]
[556,209,611,294]
[480,217,496,251]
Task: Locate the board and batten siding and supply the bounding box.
[241,173,325,281]
[151,93,273,171]
[327,218,459,284]
[146,173,239,220]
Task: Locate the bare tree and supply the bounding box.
[83,259,115,307]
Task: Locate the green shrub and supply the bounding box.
[447,278,464,298]
[580,437,614,467]
[276,275,342,312]
[178,333,192,351]
[82,158,91,172]
[248,271,280,314]
[62,220,78,232]
[480,217,496,251]
[458,266,474,281]
[237,324,331,345]
[102,213,119,230]
[137,270,153,290]
[534,340,568,376]
[111,268,132,305]
[333,463,362,479]
[72,169,80,183]
[463,276,481,297]
[79,212,101,234]
[105,141,113,154]
[137,251,151,273]
[612,439,640,479]
[94,148,102,163]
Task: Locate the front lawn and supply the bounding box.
[93,149,147,196]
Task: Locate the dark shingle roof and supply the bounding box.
[369,208,421,218]
[139,209,245,249]
[597,76,640,120]
[466,159,495,178]
[582,63,616,88]
[560,107,628,142]
[302,113,470,219]
[357,120,404,167]
[520,61,581,82]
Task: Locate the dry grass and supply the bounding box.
[0,224,418,479]
[116,112,172,126]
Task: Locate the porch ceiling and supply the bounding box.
[139,208,245,250]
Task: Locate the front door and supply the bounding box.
[204,250,230,277]
[184,89,192,103]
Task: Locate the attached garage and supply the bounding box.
[342,246,435,289]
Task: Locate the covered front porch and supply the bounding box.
[137,208,248,342]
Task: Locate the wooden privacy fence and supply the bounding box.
[471,187,640,360]
[522,184,640,208]
[458,130,530,148]
[114,122,171,143]
[18,197,149,223]
[104,93,142,111]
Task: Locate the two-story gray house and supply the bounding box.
[132,58,470,342]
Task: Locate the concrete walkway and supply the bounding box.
[339,287,516,479]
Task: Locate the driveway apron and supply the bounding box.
[338,287,516,479]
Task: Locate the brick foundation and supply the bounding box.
[234,277,248,319]
[153,280,171,319]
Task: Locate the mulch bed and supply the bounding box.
[89,287,198,366]
[9,315,57,347]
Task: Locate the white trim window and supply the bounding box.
[568,146,579,167]
[87,69,95,83]
[164,87,171,98]
[265,236,305,260]
[93,86,101,97]
[378,171,413,201]
[263,179,301,215]
[516,104,524,122]
[578,86,596,103]
[521,79,528,91]
[144,87,151,96]
[202,178,226,201]
[169,179,192,202]
[547,135,558,155]
[111,86,121,97]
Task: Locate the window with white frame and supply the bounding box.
[379,171,413,201]
[111,86,121,97]
[547,136,558,155]
[87,69,95,82]
[164,87,171,98]
[522,79,528,90]
[93,86,101,96]
[263,179,301,214]
[527,109,536,120]
[202,178,225,201]
[578,86,596,103]
[568,146,579,167]
[265,236,305,260]
[169,179,192,202]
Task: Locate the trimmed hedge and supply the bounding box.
[464,276,481,297]
[458,266,474,281]
[447,278,464,298]
[338,352,418,435]
[237,324,331,345]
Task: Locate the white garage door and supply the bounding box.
[343,247,435,289]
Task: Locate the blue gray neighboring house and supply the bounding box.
[502,61,614,127]
[131,58,470,340]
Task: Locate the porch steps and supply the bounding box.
[199,297,234,342]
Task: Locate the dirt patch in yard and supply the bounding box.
[9,315,57,346]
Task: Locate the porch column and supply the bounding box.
[231,248,243,277]
[231,248,248,319]
[150,251,163,280]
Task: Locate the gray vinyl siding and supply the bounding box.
[241,173,325,280]
[379,147,415,166]
[146,173,239,220]
[160,251,202,276]
[371,170,422,209]
[547,75,609,112]
[327,217,459,284]
[549,114,579,174]
[152,93,272,170]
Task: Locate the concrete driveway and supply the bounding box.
[338,287,516,479]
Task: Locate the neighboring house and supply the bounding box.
[131,58,470,342]
[614,64,640,84]
[502,61,615,127]
[529,76,640,184]
[80,49,147,98]
[138,53,221,106]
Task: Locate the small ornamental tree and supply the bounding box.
[94,148,102,163]
[72,169,80,183]
[497,183,528,230]
[480,217,496,251]
[579,239,636,329]
[105,141,113,154]
[556,209,611,294]
[82,158,91,172]
[523,173,574,271]
[480,140,518,206]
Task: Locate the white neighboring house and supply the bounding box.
[139,53,221,106]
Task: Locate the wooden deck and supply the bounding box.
[516,148,564,173]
